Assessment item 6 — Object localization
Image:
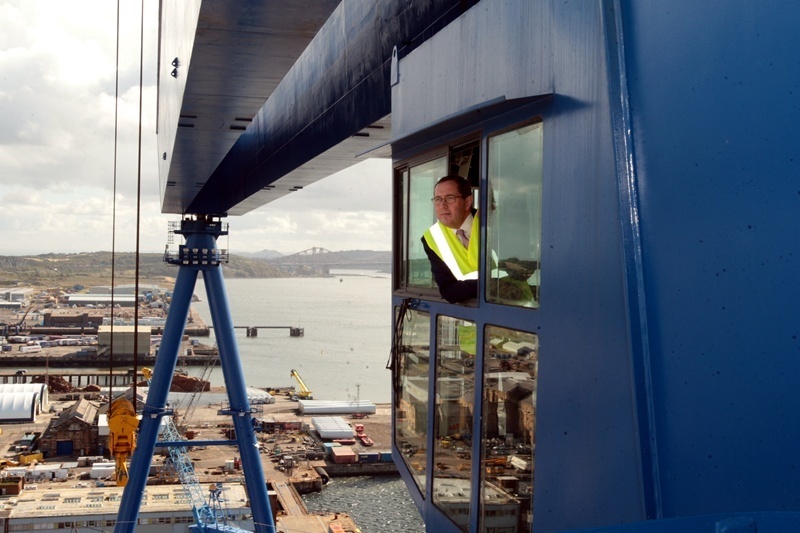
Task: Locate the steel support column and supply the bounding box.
[203,264,273,532]
[115,219,274,533]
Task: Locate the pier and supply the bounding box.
[216,326,305,337]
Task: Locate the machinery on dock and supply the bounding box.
[289,369,313,400]
[354,424,374,447]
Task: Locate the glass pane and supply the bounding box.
[487,122,544,308]
[480,326,538,532]
[433,315,477,531]
[449,141,480,185]
[399,167,410,288]
[407,157,447,289]
[394,307,431,495]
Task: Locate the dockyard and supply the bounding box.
[0,290,396,532]
[0,389,393,532]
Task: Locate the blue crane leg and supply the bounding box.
[203,265,275,532]
[114,260,199,533]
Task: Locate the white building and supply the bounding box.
[0,483,253,532]
[0,384,49,413]
[0,288,33,302]
[0,392,40,423]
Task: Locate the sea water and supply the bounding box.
[192,271,425,532]
[191,271,393,403]
[304,475,425,532]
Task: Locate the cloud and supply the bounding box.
[0,1,392,257]
[230,159,393,254]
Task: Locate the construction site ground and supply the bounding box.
[0,391,392,533]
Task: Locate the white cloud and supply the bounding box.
[0,1,392,257]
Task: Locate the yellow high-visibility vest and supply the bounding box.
[423,215,479,281]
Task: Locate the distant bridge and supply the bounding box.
[265,247,390,275]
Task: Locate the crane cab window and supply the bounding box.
[400,156,447,293]
[486,121,544,308]
[394,308,432,495]
[480,325,538,532]
[432,315,477,531]
[395,140,480,300]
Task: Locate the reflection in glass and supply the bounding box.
[487,122,544,308]
[407,156,448,290]
[433,315,476,532]
[399,167,410,289]
[394,308,431,495]
[480,326,538,532]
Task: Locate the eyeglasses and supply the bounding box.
[431,194,464,205]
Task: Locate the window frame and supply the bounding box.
[484,118,545,310]
[393,134,480,300]
[390,99,551,533]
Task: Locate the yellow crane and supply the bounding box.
[107,397,139,487]
[289,369,313,399]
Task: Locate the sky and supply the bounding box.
[0,1,392,257]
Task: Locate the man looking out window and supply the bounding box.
[421,175,478,303]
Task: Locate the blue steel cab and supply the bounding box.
[385,1,800,532]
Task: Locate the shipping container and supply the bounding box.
[379,451,393,463]
[358,452,380,464]
[330,446,357,464]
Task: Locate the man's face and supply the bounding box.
[434,180,473,229]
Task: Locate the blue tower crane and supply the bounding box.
[114,217,274,533]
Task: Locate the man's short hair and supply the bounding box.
[436,175,473,199]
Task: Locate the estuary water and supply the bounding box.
[191,271,393,403]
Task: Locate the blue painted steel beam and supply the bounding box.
[202,264,273,532]
[115,256,199,533]
[186,0,468,215]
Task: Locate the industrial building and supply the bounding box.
[87,284,164,296]
[0,288,32,303]
[0,384,48,414]
[0,392,39,424]
[64,294,137,308]
[42,309,105,329]
[38,398,100,458]
[0,384,48,424]
[0,483,252,532]
[97,326,151,357]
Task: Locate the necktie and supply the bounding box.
[456,229,469,248]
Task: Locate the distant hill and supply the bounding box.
[261,249,390,264]
[235,249,283,259]
[0,250,390,289]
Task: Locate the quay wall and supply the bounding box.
[322,462,398,477]
[29,326,211,336]
[0,353,218,367]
